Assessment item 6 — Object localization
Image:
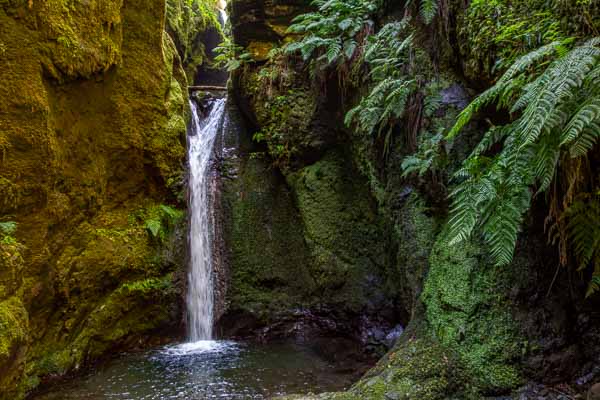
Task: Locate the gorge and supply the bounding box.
[1,0,600,399]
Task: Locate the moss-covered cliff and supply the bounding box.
[0,0,220,397]
[227,0,600,397]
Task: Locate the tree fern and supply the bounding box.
[446,38,600,268]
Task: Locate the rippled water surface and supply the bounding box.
[32,341,357,400]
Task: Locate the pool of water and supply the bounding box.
[31,340,358,400]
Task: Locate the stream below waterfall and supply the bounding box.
[30,340,359,400]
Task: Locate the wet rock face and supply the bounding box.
[230,0,309,59]
[213,96,403,346]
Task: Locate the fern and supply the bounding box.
[285,0,380,68]
[565,192,600,297]
[447,40,565,140]
[345,20,417,153]
[419,0,439,24]
[588,275,600,298]
[143,205,184,241]
[446,38,600,267]
[401,132,445,178]
[214,39,253,71]
[0,221,16,236]
[145,219,162,238]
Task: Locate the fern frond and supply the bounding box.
[0,221,17,236]
[446,39,600,272]
[587,275,600,298]
[447,41,562,140]
[420,0,438,24]
[532,135,560,193]
[566,193,600,271]
[568,121,600,158]
[560,96,600,146]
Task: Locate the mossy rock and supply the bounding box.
[0,0,191,396]
[165,0,224,82]
[223,154,315,320]
[458,0,599,83]
[0,296,29,400]
[286,151,389,313]
[279,334,474,400]
[422,229,524,393]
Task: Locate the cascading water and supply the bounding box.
[187,97,226,342]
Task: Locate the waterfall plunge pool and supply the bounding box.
[30,339,364,400]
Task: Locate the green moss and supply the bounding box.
[392,194,439,316]
[0,0,191,396]
[0,297,28,363]
[166,0,224,81]
[459,0,599,82]
[33,273,177,378]
[224,156,315,318]
[286,151,388,312]
[36,0,124,81]
[281,335,474,400]
[421,229,524,393]
[0,297,28,400]
[250,89,317,166]
[236,64,319,167]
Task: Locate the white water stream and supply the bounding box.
[187,98,226,341]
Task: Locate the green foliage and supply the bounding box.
[446,38,600,267]
[166,0,224,81]
[419,0,439,24]
[345,21,418,155]
[249,92,301,166]
[0,221,16,236]
[121,275,174,294]
[284,0,440,71]
[565,191,600,297]
[401,133,445,177]
[285,0,381,67]
[214,38,253,71]
[461,0,569,78]
[0,221,17,245]
[141,205,184,242]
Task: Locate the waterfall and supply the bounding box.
[187,97,226,342]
